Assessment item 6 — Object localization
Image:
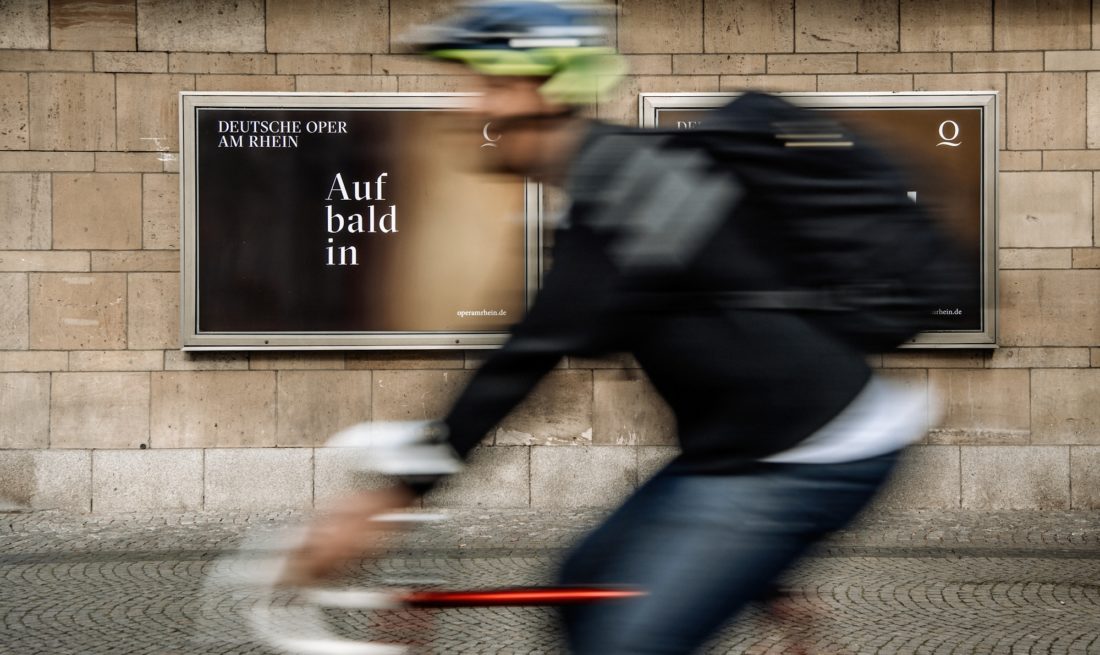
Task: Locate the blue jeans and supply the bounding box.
[557,452,899,654]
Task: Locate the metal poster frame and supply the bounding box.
[179,92,542,351]
[640,91,998,349]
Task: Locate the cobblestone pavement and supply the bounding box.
[3,509,1100,654]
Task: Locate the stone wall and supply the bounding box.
[1,0,1099,513]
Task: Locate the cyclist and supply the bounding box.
[287,2,943,653]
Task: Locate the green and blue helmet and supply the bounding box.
[405,1,625,105]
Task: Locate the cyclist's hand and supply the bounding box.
[280,485,415,586]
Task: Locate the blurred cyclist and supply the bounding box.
[288,2,963,653]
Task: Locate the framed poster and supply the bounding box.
[640,92,998,348]
[180,93,541,350]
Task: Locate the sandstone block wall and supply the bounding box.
[1,0,1099,513]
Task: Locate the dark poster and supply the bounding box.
[655,104,988,336]
[190,105,529,342]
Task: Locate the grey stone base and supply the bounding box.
[0,445,1089,513]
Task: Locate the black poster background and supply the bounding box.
[656,106,986,333]
[195,108,526,333]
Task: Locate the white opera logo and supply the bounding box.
[481,122,501,148]
[937,120,961,147]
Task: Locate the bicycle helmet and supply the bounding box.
[404,1,625,105]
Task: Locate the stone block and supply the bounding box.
[1090,73,1100,149]
[952,52,1042,72]
[859,53,952,74]
[600,75,718,125]
[1000,172,1092,247]
[69,350,163,372]
[277,370,371,447]
[999,248,1071,269]
[194,75,295,92]
[29,73,115,151]
[1070,447,1100,508]
[899,0,992,52]
[531,446,637,508]
[96,152,168,172]
[0,1,48,48]
[142,173,179,249]
[988,347,1090,368]
[703,0,793,53]
[425,446,530,508]
[0,151,94,172]
[879,368,930,436]
[91,251,179,272]
[1031,369,1100,444]
[671,54,765,75]
[372,369,472,422]
[278,54,373,75]
[1073,248,1100,267]
[926,369,1029,444]
[961,446,1069,509]
[592,369,675,446]
[638,445,679,482]
[136,0,264,52]
[0,450,90,512]
[51,0,135,51]
[29,273,126,349]
[0,351,68,372]
[116,74,194,151]
[388,0,453,48]
[566,353,640,369]
[1007,73,1086,150]
[92,449,202,513]
[1043,150,1100,171]
[1046,50,1100,71]
[1000,270,1100,345]
[881,351,987,368]
[494,370,593,446]
[50,372,150,449]
[168,53,274,74]
[204,448,313,511]
[875,446,961,509]
[1000,151,1041,171]
[52,173,141,249]
[622,55,673,75]
[249,353,345,370]
[0,73,28,149]
[0,50,91,71]
[347,351,463,370]
[994,0,1090,50]
[163,351,248,371]
[0,273,28,349]
[295,76,398,93]
[0,373,50,448]
[767,54,856,74]
[127,272,178,349]
[150,371,277,447]
[93,52,167,73]
[0,173,49,250]
[371,54,460,76]
[266,0,387,53]
[313,447,390,505]
[720,74,817,92]
[395,75,477,93]
[795,0,898,53]
[817,75,913,92]
[619,0,702,53]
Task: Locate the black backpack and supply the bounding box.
[570,92,973,352]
